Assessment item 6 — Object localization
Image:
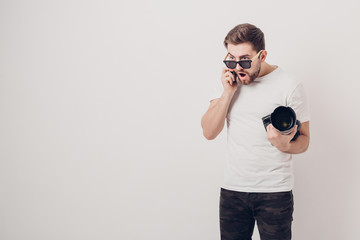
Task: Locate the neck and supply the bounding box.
[258,62,277,78]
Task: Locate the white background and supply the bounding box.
[1,0,360,239]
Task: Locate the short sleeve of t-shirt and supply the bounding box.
[287,83,310,123]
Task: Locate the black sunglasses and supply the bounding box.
[223,50,263,69]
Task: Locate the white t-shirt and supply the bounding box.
[211,66,310,192]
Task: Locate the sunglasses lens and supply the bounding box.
[224,61,237,69]
[224,60,252,69]
[240,61,251,69]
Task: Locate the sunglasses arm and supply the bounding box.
[252,50,263,60]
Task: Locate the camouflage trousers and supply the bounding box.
[220,188,294,240]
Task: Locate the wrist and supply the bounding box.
[222,90,235,99]
[278,142,291,153]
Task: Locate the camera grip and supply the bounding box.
[262,114,271,130]
[291,120,302,141]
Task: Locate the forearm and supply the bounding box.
[201,91,234,140]
[281,134,310,154]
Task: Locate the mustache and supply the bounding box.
[235,69,248,74]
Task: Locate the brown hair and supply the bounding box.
[223,23,265,52]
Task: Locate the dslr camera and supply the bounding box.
[262,106,301,141]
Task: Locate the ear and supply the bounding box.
[260,50,267,63]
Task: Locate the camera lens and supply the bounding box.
[271,107,296,134]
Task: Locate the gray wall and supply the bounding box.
[1,0,359,239]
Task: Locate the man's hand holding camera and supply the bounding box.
[266,124,298,152]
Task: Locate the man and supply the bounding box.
[201,23,310,240]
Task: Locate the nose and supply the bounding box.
[235,62,243,71]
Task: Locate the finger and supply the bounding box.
[290,125,298,137]
[266,125,274,140]
[229,71,235,83]
[222,67,230,74]
[268,124,281,137]
[225,73,234,86]
[222,73,229,81]
[267,124,274,132]
[266,124,275,136]
[266,124,271,132]
[224,71,232,80]
[233,71,239,80]
[229,76,233,85]
[224,76,232,86]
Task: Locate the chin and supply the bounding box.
[241,79,252,85]
[245,75,258,84]
[241,81,249,85]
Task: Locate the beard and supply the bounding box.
[238,62,261,85]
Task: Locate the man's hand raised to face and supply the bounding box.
[221,67,239,94]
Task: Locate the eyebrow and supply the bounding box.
[228,52,251,58]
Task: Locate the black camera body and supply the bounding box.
[262,106,301,142]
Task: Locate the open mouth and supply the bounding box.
[239,73,246,77]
